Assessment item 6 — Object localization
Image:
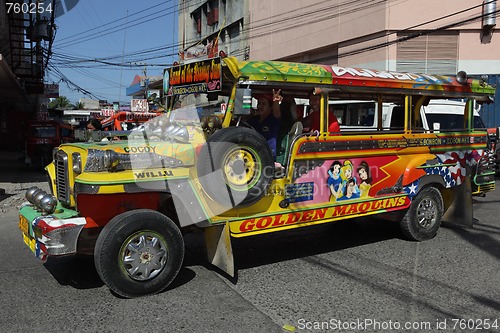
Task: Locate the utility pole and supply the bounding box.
[142,64,148,99]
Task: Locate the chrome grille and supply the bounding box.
[55,150,70,205]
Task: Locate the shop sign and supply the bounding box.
[131,99,149,112]
[166,57,221,96]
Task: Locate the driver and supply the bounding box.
[247,89,282,157]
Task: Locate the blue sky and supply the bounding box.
[47,0,178,105]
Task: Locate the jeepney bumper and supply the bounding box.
[19,201,86,261]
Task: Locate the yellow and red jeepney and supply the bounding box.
[19,57,496,298]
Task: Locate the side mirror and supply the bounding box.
[233,88,252,115]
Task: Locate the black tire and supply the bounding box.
[400,186,444,241]
[94,209,184,298]
[197,127,274,208]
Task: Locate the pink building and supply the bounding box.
[249,0,499,76]
[179,0,499,125]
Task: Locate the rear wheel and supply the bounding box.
[400,186,444,241]
[94,209,184,298]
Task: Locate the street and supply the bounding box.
[0,152,499,333]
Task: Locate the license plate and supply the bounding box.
[19,215,36,253]
[19,215,29,235]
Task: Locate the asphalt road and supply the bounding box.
[0,152,499,333]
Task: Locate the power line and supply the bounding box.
[51,2,494,69]
[48,1,498,100]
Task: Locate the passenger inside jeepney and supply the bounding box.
[247,89,282,157]
[302,91,340,133]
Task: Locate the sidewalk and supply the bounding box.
[0,150,49,212]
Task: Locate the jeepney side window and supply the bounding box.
[328,101,376,128]
[389,106,405,129]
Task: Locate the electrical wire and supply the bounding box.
[47,1,499,101]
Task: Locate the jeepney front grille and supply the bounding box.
[55,150,71,205]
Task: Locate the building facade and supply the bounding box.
[0,0,56,150]
[248,0,499,75]
[178,0,249,62]
[179,0,500,126]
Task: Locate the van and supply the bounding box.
[332,99,486,131]
[384,99,486,131]
[19,57,496,297]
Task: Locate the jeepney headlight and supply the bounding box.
[26,187,42,204]
[104,149,119,170]
[40,193,57,214]
[34,190,46,207]
[27,188,58,214]
[72,152,82,174]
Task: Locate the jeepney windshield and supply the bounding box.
[31,126,56,138]
[169,93,229,121]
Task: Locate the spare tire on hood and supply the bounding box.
[197,127,274,208]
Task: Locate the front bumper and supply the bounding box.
[19,202,86,261]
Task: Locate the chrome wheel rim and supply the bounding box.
[120,231,168,281]
[416,198,438,229]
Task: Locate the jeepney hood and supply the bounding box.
[60,140,196,173]
[47,140,196,207]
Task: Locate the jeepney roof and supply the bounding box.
[222,57,495,100]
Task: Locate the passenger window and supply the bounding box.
[390,106,405,129]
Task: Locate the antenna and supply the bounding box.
[118,10,128,105]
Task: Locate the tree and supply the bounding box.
[48,96,72,109]
[73,101,86,110]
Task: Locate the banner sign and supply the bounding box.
[165,57,221,96]
[44,84,59,98]
[131,99,149,112]
[101,108,115,117]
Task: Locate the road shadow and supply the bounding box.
[230,216,401,270]
[0,192,15,203]
[0,151,48,184]
[44,250,199,294]
[44,256,104,289]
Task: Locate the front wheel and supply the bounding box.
[400,186,444,241]
[94,209,184,298]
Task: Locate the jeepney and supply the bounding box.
[24,120,74,168]
[101,111,161,131]
[19,57,496,298]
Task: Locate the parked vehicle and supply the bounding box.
[487,127,500,175]
[24,120,74,168]
[19,57,495,297]
[101,111,161,131]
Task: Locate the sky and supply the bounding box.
[47,0,178,105]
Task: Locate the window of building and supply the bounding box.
[396,32,458,74]
[192,9,202,34]
[207,0,219,26]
